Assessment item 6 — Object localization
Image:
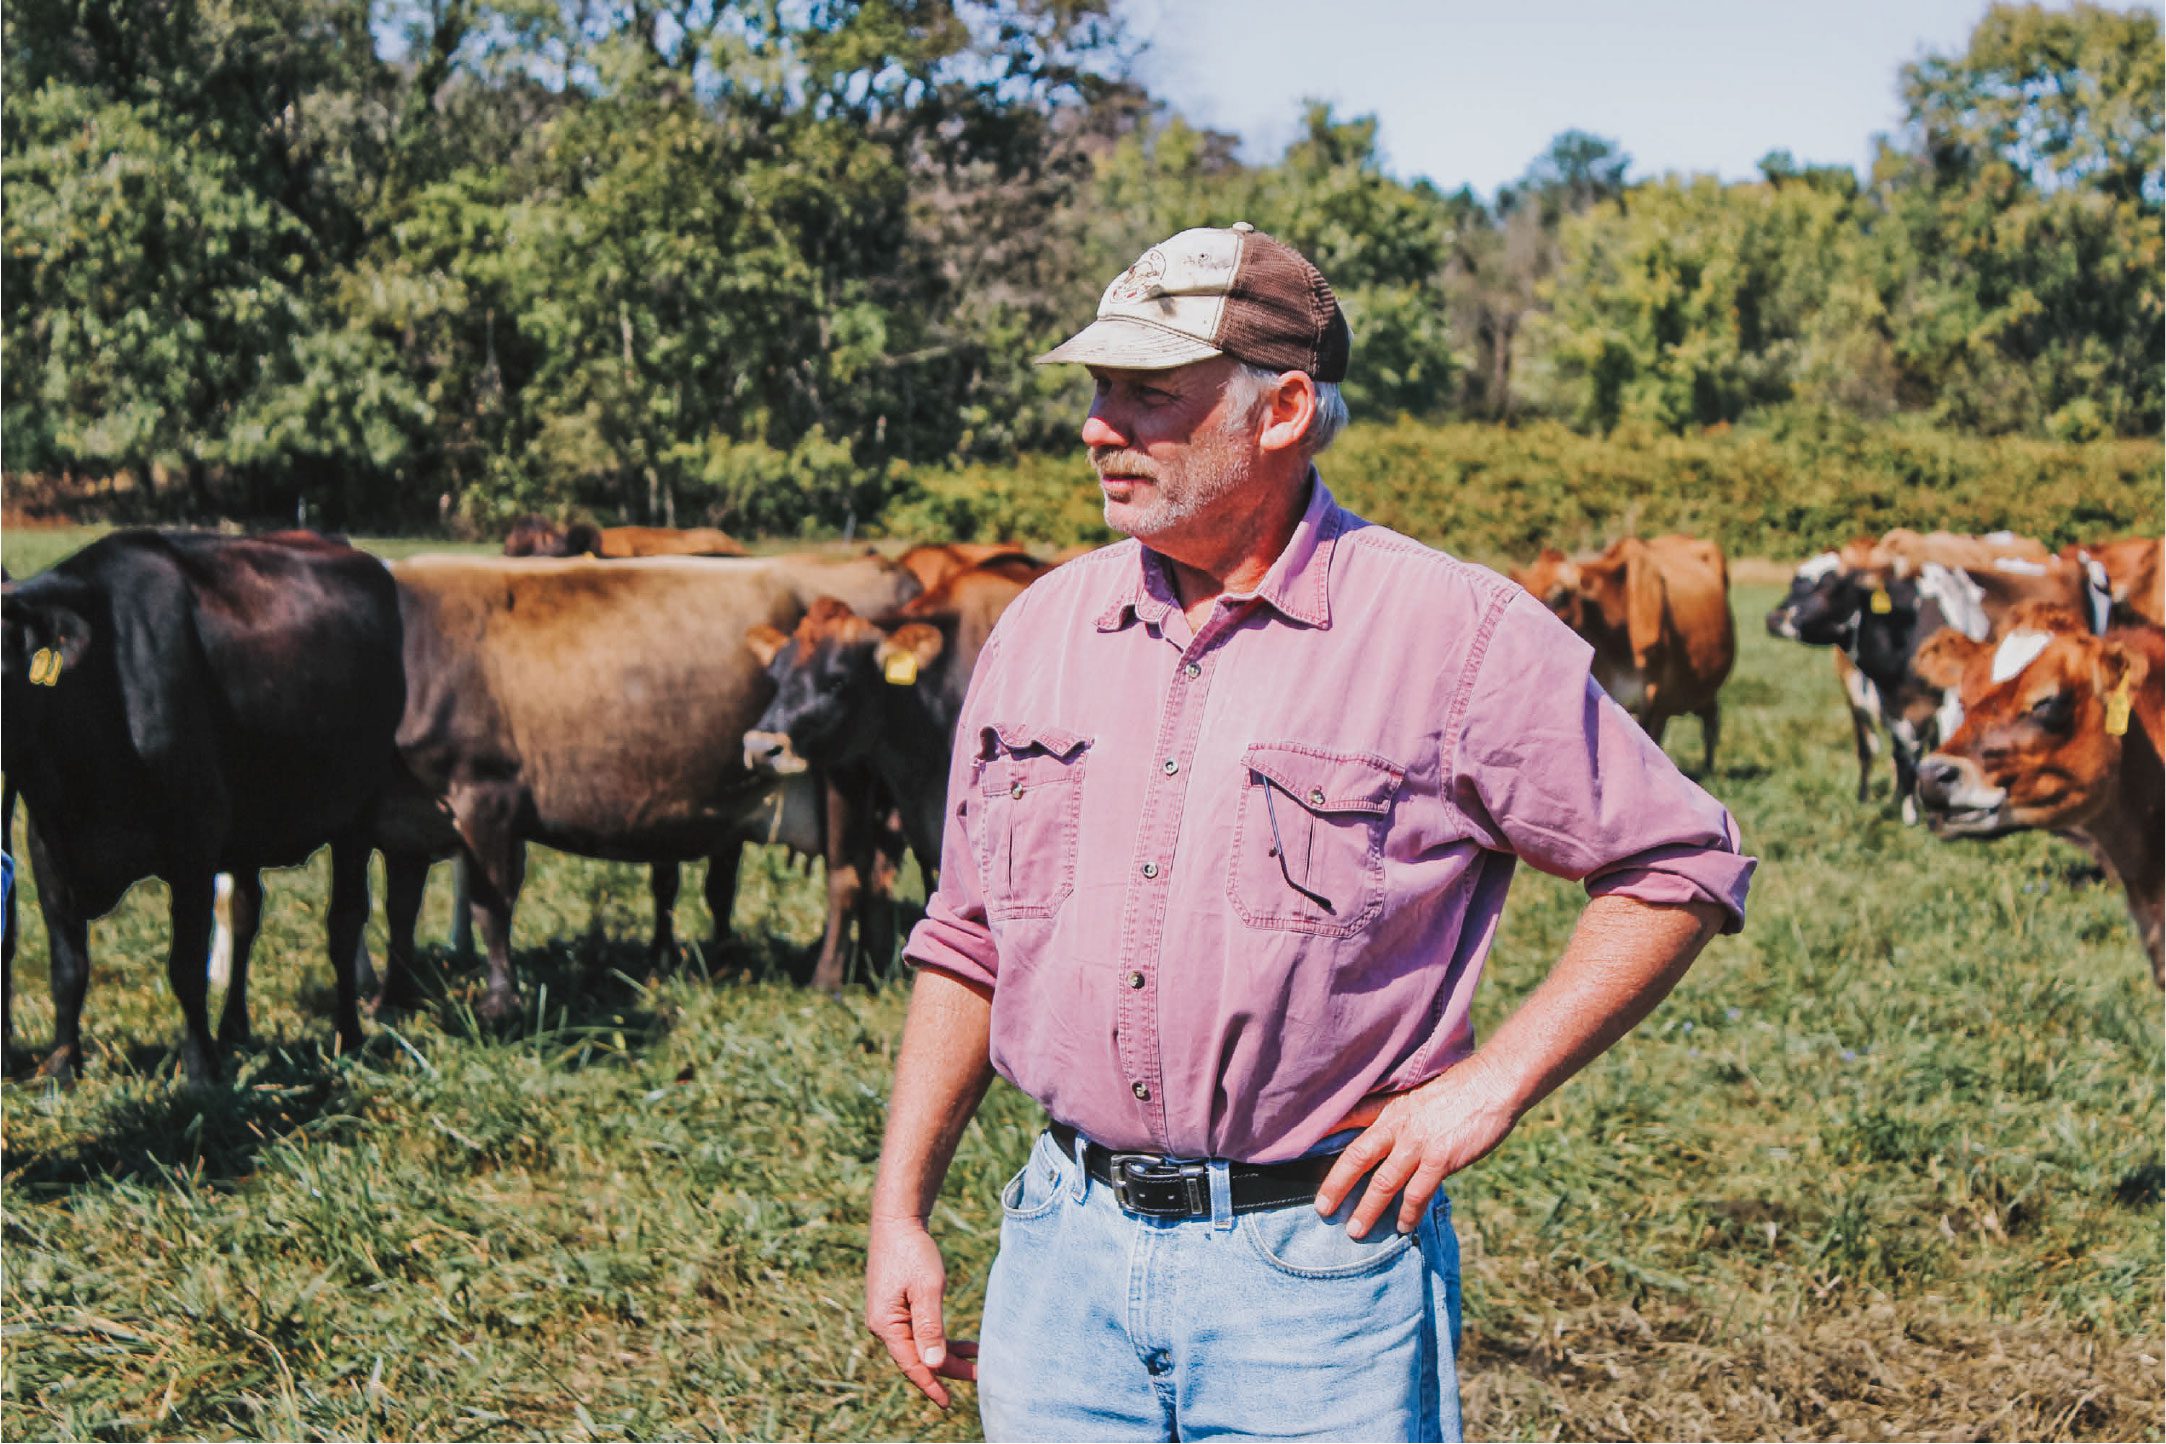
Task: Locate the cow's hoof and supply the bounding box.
[33,1047,78,1084]
[370,979,427,1016]
[476,989,521,1026]
[178,1042,222,1089]
[217,1022,253,1051]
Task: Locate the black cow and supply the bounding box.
[1,531,405,1083]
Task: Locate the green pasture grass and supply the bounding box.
[3,583,2161,1440]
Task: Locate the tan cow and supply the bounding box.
[1512,535,1736,772]
[2063,537,2164,627]
[503,518,748,558]
[374,552,920,1017]
[895,541,1039,593]
[1914,604,2164,985]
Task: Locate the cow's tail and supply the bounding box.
[208,873,235,988]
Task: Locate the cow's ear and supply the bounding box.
[1912,628,1985,689]
[4,595,93,682]
[876,624,944,683]
[745,624,789,666]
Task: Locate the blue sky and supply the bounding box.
[1120,0,2083,195]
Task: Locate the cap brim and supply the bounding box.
[1034,316,1224,370]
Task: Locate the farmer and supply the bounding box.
[865,223,1755,1441]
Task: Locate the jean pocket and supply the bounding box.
[1240,1183,1420,1280]
[973,722,1090,920]
[1227,742,1402,938]
[999,1133,1068,1221]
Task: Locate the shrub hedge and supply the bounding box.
[884,415,2162,567]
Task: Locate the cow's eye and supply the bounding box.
[2028,691,2074,729]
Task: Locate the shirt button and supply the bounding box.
[1010,782,1024,799]
[1184,662,1201,679]
[1162,758,1179,775]
[1126,970,1146,989]
[1141,861,1158,879]
[1132,1082,1151,1101]
[1309,787,1326,806]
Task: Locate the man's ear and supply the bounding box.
[745,624,789,667]
[875,623,945,684]
[1912,628,1986,690]
[1254,369,1317,457]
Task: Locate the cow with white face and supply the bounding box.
[1913,604,2164,986]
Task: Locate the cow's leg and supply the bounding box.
[165,870,221,1085]
[648,863,680,972]
[215,870,265,1050]
[1891,732,1922,826]
[703,840,743,965]
[810,781,863,994]
[1698,703,1721,776]
[449,853,475,960]
[26,820,88,1082]
[324,835,369,1056]
[3,782,19,1074]
[1851,710,1879,802]
[464,841,525,1025]
[375,851,432,1012]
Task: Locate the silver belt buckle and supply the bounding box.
[1108,1153,1208,1217]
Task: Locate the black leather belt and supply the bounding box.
[1046,1121,1339,1219]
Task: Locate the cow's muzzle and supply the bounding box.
[743,730,809,776]
[1915,753,2009,835]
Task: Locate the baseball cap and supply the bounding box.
[1036,222,1351,382]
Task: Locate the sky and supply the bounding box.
[1119,0,2065,196]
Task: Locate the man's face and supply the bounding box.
[1082,357,1264,545]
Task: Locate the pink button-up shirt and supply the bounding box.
[905,477,1755,1163]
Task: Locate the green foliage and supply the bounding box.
[3,584,2160,1439]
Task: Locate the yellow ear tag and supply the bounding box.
[2104,676,2133,737]
[883,651,919,687]
[1869,588,1893,615]
[28,647,61,686]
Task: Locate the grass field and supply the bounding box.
[2,527,2161,1440]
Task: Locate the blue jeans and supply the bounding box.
[977,1129,1463,1442]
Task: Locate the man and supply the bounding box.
[865,224,1754,1441]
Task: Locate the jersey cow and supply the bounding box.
[1511,535,1735,772]
[2063,537,2164,628]
[1,531,404,1082]
[1913,606,2163,986]
[376,553,920,1017]
[1765,531,2102,820]
[742,558,1049,888]
[503,518,748,559]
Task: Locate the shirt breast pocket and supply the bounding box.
[973,721,1092,920]
[1228,742,1403,938]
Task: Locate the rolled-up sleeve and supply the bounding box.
[902,628,1004,986]
[1449,592,1755,933]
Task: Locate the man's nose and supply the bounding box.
[1081,409,1125,449]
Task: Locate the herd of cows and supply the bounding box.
[0,517,2159,1088]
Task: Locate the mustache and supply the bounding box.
[1090,449,1157,480]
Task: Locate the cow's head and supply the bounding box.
[503,518,602,557]
[1509,547,1584,627]
[1913,604,2156,838]
[1,579,94,702]
[742,597,944,775]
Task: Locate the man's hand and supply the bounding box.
[1314,1054,1521,1239]
[1314,896,1726,1240]
[866,1216,978,1408]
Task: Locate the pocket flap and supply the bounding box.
[980,721,1091,761]
[1243,743,1403,814]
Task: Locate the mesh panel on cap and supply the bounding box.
[1219,230,1350,382]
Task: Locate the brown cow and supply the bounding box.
[1914,604,2164,985]
[504,517,747,558]
[2062,537,2164,627]
[742,558,1048,886]
[1512,535,1736,772]
[895,541,1038,594]
[374,552,920,1018]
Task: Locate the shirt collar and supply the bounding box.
[1094,470,1342,633]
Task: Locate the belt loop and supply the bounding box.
[1208,1159,1233,1231]
[1069,1130,1090,1202]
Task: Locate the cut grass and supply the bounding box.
[1,570,2160,1441]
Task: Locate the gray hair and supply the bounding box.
[1231,362,1349,457]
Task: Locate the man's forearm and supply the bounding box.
[870,967,998,1224]
[1472,893,1724,1116]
